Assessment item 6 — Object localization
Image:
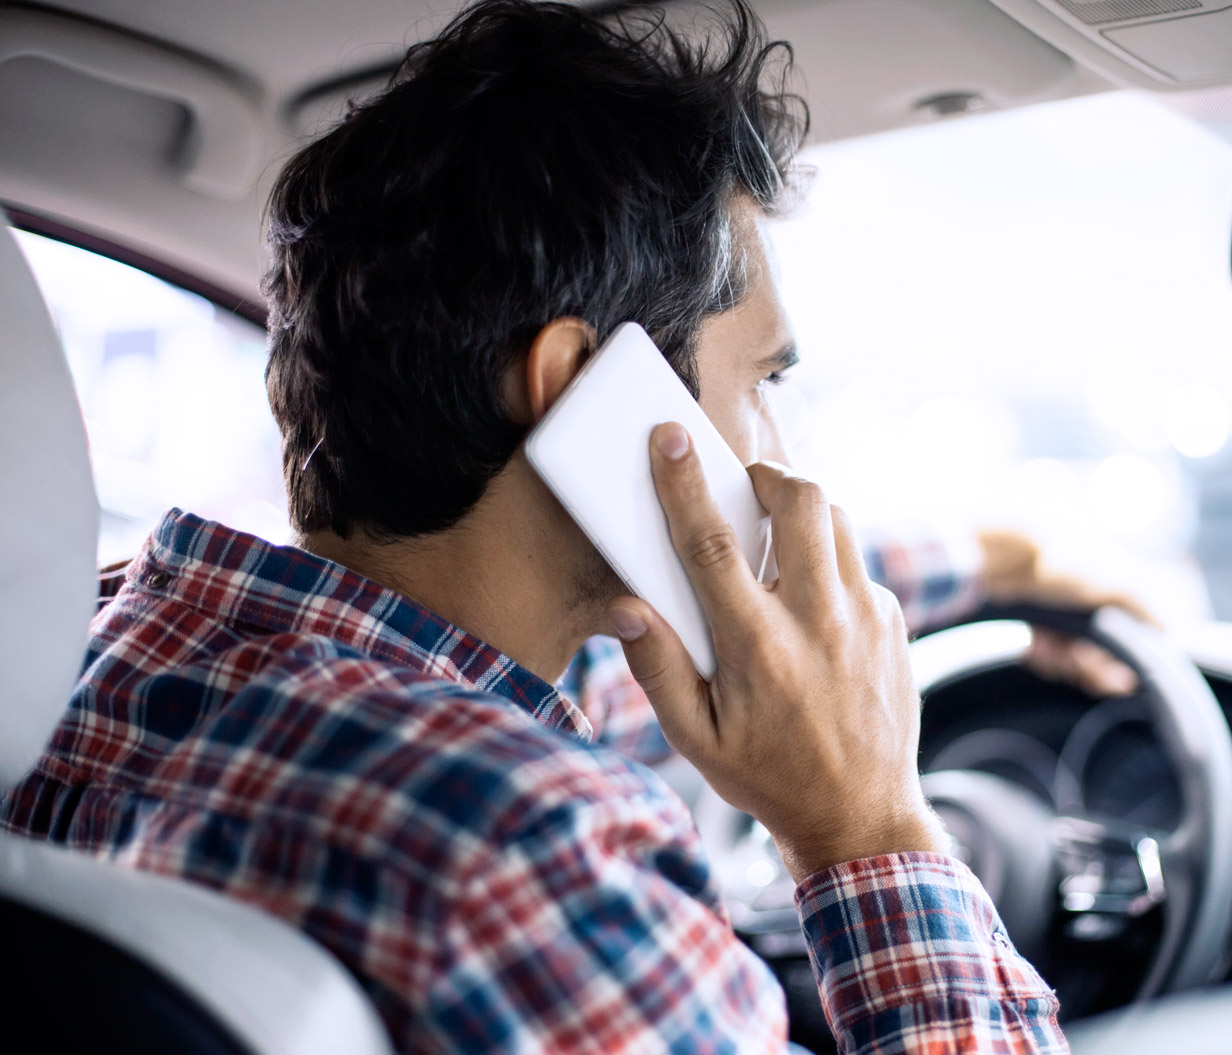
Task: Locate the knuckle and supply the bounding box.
[872,584,908,628]
[862,580,892,612]
[787,478,827,515]
[685,525,742,569]
[869,582,895,606]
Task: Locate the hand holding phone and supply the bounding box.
[612,424,948,881]
[525,322,775,679]
[528,321,943,876]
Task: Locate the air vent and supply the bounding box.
[1055,0,1199,26]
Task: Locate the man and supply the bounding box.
[2,1,1077,1050]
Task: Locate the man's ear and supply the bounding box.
[505,318,595,425]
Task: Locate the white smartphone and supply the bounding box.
[525,322,776,680]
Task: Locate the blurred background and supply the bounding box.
[15,87,1232,625]
[772,89,1232,627]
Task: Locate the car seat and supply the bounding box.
[0,220,393,1055]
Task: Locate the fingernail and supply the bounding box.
[656,423,690,461]
[609,606,647,641]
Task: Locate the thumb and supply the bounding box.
[607,597,712,751]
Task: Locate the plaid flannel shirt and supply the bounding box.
[3,510,1064,1053]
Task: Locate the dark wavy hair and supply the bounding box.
[264,0,807,539]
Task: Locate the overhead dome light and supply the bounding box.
[914,91,987,119]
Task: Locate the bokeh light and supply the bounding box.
[1164,384,1231,460]
[771,89,1232,622]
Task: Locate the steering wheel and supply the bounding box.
[692,603,1232,1004]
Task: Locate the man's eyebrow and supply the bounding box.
[756,344,800,371]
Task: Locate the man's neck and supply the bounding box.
[296,459,601,685]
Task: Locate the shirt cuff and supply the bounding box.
[795,852,1062,1045]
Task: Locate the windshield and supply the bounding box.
[770,89,1232,626]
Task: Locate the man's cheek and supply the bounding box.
[699,388,760,465]
[715,413,756,465]
[756,402,791,467]
[730,399,769,466]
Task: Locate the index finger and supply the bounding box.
[650,423,765,635]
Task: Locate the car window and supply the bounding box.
[770,89,1232,626]
[13,230,288,566]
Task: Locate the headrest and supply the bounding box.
[0,223,99,787]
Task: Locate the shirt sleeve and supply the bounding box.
[796,853,1068,1054]
[420,751,1067,1055]
[859,523,985,634]
[422,750,790,1054]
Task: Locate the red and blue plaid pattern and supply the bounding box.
[3,510,1064,1053]
[799,856,1064,1053]
[860,522,985,635]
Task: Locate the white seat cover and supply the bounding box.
[0,223,98,785]
[0,221,392,1054]
[0,832,394,1055]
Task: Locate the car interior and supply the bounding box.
[6,0,1232,1051]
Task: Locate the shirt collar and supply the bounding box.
[133,509,592,743]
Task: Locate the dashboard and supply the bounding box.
[918,663,1203,839]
